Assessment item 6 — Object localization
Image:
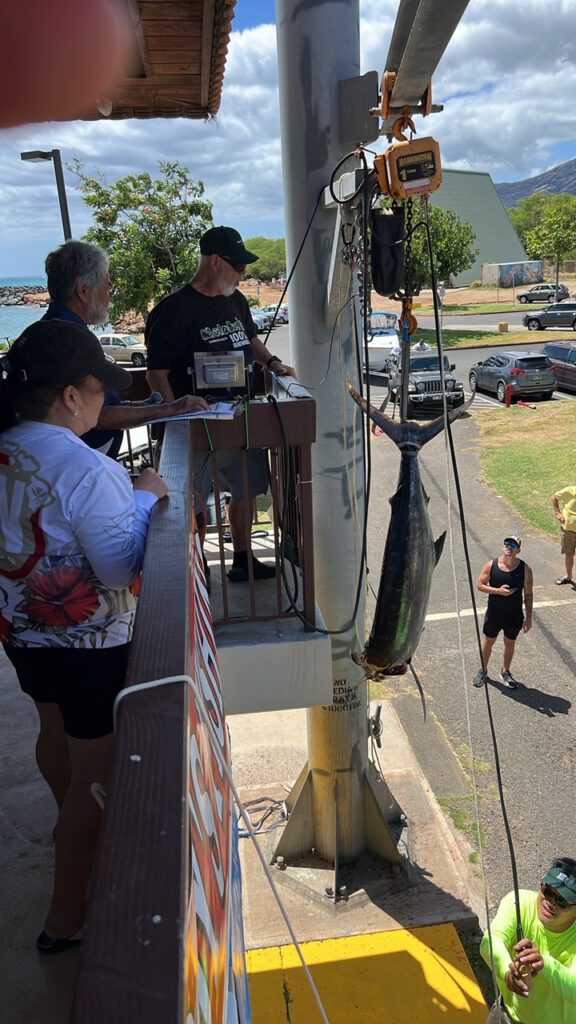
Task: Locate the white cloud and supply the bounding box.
[0,0,575,274]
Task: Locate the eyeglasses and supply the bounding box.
[540,883,570,909]
[218,255,246,274]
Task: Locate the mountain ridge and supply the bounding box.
[496,156,576,207]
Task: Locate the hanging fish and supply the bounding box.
[348,381,470,677]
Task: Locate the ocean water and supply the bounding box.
[0,276,48,343]
[0,305,48,343]
[0,276,46,287]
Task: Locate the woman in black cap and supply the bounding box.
[0,319,168,953]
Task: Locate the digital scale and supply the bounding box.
[374,136,442,201]
[192,351,246,389]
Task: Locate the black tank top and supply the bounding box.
[488,558,525,617]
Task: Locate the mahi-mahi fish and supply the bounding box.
[348,382,470,677]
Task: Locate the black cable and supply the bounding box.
[261,186,325,348]
[421,203,524,943]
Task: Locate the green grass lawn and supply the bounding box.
[474,401,576,538]
[416,303,520,315]
[418,328,531,349]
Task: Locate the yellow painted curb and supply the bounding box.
[247,923,488,1023]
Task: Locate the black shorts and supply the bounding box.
[3,644,130,740]
[483,612,523,641]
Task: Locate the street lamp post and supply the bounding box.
[20,149,72,241]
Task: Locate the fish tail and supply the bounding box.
[347,380,473,451]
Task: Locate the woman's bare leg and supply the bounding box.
[43,733,114,939]
[34,702,71,810]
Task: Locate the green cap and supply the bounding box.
[541,865,576,904]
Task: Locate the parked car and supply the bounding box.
[259,304,289,324]
[523,301,576,332]
[251,310,274,332]
[362,311,399,373]
[517,283,570,304]
[96,332,147,366]
[468,351,556,403]
[388,352,465,416]
[541,341,576,393]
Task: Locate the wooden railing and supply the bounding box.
[72,393,317,1022]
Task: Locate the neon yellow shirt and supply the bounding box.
[480,889,576,1023]
[555,486,576,532]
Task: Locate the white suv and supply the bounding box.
[96,332,147,366]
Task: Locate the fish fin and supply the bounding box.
[347,378,404,446]
[434,531,446,565]
[409,663,426,721]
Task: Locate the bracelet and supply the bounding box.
[266,355,281,369]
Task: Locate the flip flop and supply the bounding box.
[555,576,573,585]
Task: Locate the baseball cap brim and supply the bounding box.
[504,536,521,547]
[99,357,132,391]
[542,866,576,904]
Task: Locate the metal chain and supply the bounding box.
[403,196,414,299]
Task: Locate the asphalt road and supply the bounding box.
[365,412,576,915]
[270,320,576,912]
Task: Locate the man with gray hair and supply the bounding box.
[41,241,208,455]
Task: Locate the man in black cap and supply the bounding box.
[472,536,533,689]
[480,857,576,1023]
[146,226,296,582]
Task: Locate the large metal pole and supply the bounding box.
[50,149,73,240]
[276,0,366,862]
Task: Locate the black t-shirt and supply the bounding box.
[145,285,257,399]
[487,558,525,618]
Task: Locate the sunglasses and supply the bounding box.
[540,883,570,909]
[219,255,246,274]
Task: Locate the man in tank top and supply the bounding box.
[472,535,533,689]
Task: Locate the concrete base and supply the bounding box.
[229,699,483,1008]
[247,925,488,1023]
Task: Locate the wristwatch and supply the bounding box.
[266,355,281,369]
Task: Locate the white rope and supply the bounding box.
[115,675,331,1024]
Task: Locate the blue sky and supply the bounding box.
[1,0,575,276]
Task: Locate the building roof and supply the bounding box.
[430,169,527,286]
[87,0,237,120]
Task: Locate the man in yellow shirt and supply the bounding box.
[481,857,576,1023]
[552,486,576,585]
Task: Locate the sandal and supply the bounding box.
[555,576,573,585]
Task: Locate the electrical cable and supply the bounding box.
[260,185,325,348]
[420,204,525,966]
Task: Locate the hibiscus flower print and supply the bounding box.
[23,566,100,628]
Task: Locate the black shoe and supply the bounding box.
[227,558,276,583]
[36,931,82,955]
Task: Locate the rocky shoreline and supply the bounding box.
[0,285,49,307]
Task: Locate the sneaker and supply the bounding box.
[555,576,573,585]
[500,669,520,689]
[227,558,276,583]
[472,669,487,688]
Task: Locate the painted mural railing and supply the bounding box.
[71,421,250,1024]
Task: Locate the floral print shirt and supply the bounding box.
[0,422,158,649]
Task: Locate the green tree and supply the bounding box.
[243,237,286,281]
[71,159,213,320]
[508,192,552,248]
[523,193,576,290]
[408,202,479,290]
